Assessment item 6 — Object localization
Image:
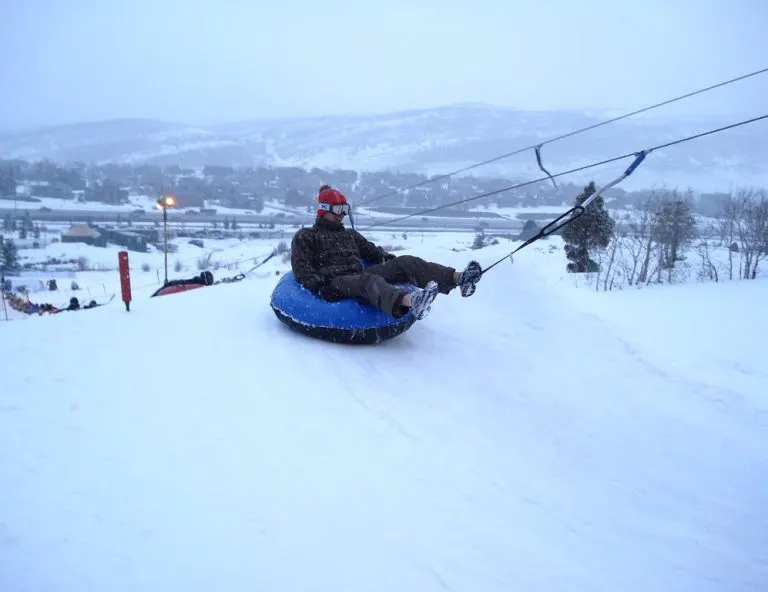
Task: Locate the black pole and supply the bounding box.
[163,207,168,285]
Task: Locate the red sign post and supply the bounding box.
[118,251,132,311]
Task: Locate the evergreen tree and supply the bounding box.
[561,181,615,273]
[519,219,540,240]
[253,195,264,213]
[472,231,485,249]
[0,238,20,272]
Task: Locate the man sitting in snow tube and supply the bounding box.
[290,185,483,321]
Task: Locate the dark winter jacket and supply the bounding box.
[291,216,394,294]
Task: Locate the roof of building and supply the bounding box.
[63,224,101,238]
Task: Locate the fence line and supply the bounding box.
[1,250,287,306]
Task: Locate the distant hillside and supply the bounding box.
[1,104,766,192]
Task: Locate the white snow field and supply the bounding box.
[1,238,767,592]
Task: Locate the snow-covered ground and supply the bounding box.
[514,238,768,400]
[1,229,471,304]
[1,231,766,591]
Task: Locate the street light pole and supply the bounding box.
[163,206,168,284]
[156,195,176,285]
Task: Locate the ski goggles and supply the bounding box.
[319,203,351,216]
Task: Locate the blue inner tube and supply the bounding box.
[269,271,417,345]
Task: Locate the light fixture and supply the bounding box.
[156,195,177,284]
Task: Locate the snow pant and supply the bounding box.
[328,255,457,317]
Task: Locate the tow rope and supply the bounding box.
[214,249,279,284]
[480,150,648,276]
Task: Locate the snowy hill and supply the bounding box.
[1,232,766,591]
[1,104,767,192]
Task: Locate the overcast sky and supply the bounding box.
[1,0,766,128]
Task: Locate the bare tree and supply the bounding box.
[628,188,695,285]
[718,194,743,280]
[695,240,720,282]
[631,191,663,284]
[738,189,768,279]
[616,220,646,286]
[598,219,626,291]
[606,188,700,288]
[650,189,698,283]
[712,188,768,280]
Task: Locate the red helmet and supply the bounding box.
[317,185,350,217]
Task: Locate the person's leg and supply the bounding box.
[329,271,440,320]
[329,272,409,317]
[368,255,483,296]
[367,255,455,293]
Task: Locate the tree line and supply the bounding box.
[561,184,768,290]
[0,157,744,217]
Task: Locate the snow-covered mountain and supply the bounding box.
[1,104,766,191]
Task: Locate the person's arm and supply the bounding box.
[352,231,395,263]
[290,230,326,291]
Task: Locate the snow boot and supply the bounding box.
[457,260,482,297]
[409,281,439,320]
